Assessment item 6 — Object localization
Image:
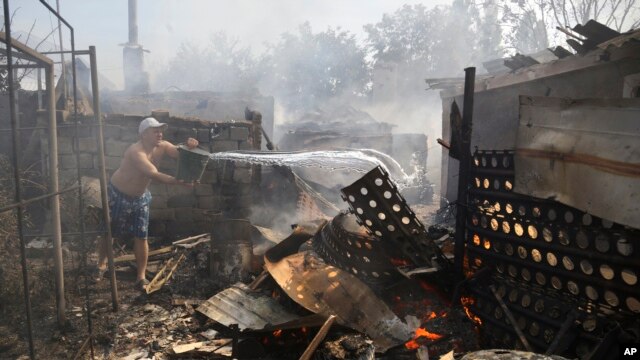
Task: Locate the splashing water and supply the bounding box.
[208,149,417,188]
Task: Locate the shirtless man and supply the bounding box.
[95,117,199,290]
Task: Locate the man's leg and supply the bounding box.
[133,237,148,282]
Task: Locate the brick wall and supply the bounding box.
[42,111,260,239]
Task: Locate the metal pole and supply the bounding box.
[453,67,475,278]
[46,64,66,327]
[0,185,80,214]
[90,46,118,311]
[3,0,36,357]
[36,68,42,109]
[55,0,67,103]
[128,0,138,44]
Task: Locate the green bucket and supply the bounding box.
[176,145,210,182]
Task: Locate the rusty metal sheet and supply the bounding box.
[196,282,300,330]
[264,250,412,352]
[515,96,640,228]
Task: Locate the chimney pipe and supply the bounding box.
[128,0,138,45]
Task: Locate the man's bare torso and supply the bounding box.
[110,141,167,197]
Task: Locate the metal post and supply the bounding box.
[90,46,119,311]
[55,0,67,103]
[128,0,139,44]
[46,65,66,327]
[36,68,42,109]
[453,67,475,278]
[3,0,36,357]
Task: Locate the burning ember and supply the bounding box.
[460,296,482,325]
[404,327,444,350]
[390,257,411,266]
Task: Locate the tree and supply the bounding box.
[260,22,370,111]
[154,32,262,92]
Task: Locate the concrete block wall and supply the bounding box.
[43,112,260,238]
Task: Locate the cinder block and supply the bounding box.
[150,195,167,209]
[200,170,218,184]
[211,127,229,140]
[105,138,131,157]
[78,153,94,169]
[195,184,215,196]
[233,167,252,184]
[238,141,254,150]
[229,126,249,141]
[120,129,139,143]
[150,208,174,221]
[197,195,222,209]
[76,137,97,153]
[196,129,211,143]
[174,207,196,221]
[167,195,197,208]
[148,182,167,194]
[103,156,122,170]
[211,140,238,152]
[102,125,121,139]
[148,220,166,235]
[56,139,74,154]
[59,154,77,169]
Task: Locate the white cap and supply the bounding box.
[138,117,168,135]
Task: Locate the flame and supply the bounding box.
[273,329,283,337]
[390,257,410,266]
[404,327,444,350]
[460,296,482,325]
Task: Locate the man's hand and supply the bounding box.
[186,137,199,149]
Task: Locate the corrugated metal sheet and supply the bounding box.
[514,96,640,228]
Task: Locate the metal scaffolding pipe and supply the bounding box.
[90,45,119,311]
[46,65,67,327]
[0,185,80,214]
[128,0,139,44]
[3,0,36,357]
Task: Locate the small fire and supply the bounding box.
[404,327,444,350]
[273,329,283,337]
[460,296,482,325]
[390,257,410,266]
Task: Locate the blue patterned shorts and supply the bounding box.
[108,182,151,239]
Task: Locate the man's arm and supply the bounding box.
[130,149,178,184]
[163,138,199,159]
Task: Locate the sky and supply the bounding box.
[7,0,449,88]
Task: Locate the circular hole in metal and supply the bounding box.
[502,156,510,168]
[562,256,574,271]
[521,294,531,308]
[360,187,368,195]
[505,180,513,191]
[529,322,540,337]
[481,156,487,167]
[595,233,610,253]
[534,299,545,313]
[348,195,355,202]
[521,268,531,282]
[508,289,519,303]
[387,224,395,232]
[567,281,579,295]
[377,212,386,220]
[356,208,364,215]
[602,219,613,228]
[490,219,499,231]
[483,179,490,189]
[536,272,546,285]
[582,213,592,226]
[493,179,501,190]
[527,225,538,239]
[369,200,377,208]
[474,258,482,267]
[508,265,517,277]
[558,229,570,246]
[471,215,479,226]
[374,178,383,186]
[515,205,524,217]
[532,207,541,218]
[473,156,480,166]
[505,243,514,256]
[374,230,382,237]
[547,252,558,267]
[496,263,505,274]
[617,237,633,256]
[626,297,640,313]
[531,249,542,262]
[586,286,598,300]
[483,239,491,250]
[494,306,503,319]
[384,191,392,199]
[564,211,574,223]
[505,203,513,214]
[599,264,615,280]
[604,291,619,307]
[580,260,593,275]
[576,230,588,248]
[356,242,362,248]
[473,234,481,246]
[365,219,373,227]
[551,276,562,290]
[514,223,524,236]
[474,178,481,188]
[364,242,372,250]
[494,202,501,213]
[548,209,557,221]
[392,204,401,212]
[372,272,379,278]
[518,246,527,259]
[542,227,552,242]
[491,156,498,167]
[544,329,555,344]
[502,221,511,234]
[621,269,637,286]
[401,217,410,225]
[583,317,597,332]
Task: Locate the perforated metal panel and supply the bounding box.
[465,150,640,356]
